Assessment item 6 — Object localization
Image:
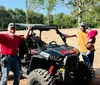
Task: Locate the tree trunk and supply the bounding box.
[26,0,29,24]
[47,13,50,25]
[78,7,82,28]
[77,0,82,28]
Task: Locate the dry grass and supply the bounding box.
[1,28,99,85]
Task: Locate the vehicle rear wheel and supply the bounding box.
[27,69,54,85]
[74,61,95,85]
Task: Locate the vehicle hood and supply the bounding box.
[44,45,79,56]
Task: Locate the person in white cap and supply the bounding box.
[76,22,91,65]
[56,22,95,66]
[0,23,32,85]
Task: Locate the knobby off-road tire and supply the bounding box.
[27,69,54,85]
[74,61,95,85]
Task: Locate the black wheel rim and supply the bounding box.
[32,79,41,85]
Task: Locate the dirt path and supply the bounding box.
[6,74,100,85]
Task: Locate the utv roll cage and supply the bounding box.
[14,23,67,46]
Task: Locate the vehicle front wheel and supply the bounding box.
[27,69,54,85]
[74,61,95,85]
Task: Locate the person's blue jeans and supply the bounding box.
[81,51,95,66]
[81,52,91,65]
[88,51,95,66]
[1,56,21,85]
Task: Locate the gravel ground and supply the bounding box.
[6,73,100,85]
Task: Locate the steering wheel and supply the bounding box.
[49,41,57,45]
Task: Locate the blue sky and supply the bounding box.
[0,0,71,15]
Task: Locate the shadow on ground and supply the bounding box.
[1,68,100,85]
[92,68,100,85]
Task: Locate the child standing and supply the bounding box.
[86,28,98,55]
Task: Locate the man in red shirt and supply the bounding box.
[0,23,32,85]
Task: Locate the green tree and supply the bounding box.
[44,14,54,25]
[63,14,77,28]
[27,9,44,24]
[0,5,11,30]
[14,8,26,23]
[61,0,95,27]
[27,0,57,25]
[25,0,44,23]
[54,13,64,28]
[7,9,16,22]
[81,0,100,28]
[54,13,76,28]
[43,0,56,25]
